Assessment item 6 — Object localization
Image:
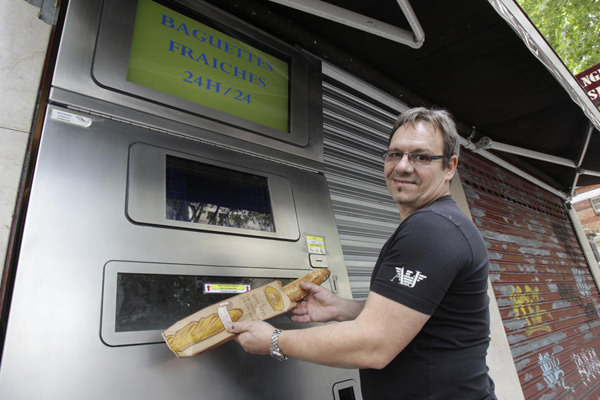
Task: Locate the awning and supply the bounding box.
[26,0,600,198]
[201,0,600,198]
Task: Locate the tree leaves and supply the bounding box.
[517,0,600,74]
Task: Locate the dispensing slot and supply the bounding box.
[333,379,359,400]
[101,261,300,346]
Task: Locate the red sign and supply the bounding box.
[576,63,600,106]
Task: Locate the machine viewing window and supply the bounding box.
[166,155,275,232]
[115,272,293,332]
[128,0,290,132]
[102,262,308,345]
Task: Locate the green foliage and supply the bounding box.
[516,0,600,75]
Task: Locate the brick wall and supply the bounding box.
[574,185,600,232]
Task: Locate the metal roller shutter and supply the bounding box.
[460,151,600,399]
[321,74,403,300]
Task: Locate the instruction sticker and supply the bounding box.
[50,109,92,128]
[306,235,326,255]
[204,283,251,294]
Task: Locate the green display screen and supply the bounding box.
[127,0,290,132]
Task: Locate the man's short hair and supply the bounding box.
[388,107,461,163]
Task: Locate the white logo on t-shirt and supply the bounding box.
[390,267,427,288]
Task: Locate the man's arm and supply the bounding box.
[228,290,430,369]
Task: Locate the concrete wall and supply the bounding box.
[0,1,51,272]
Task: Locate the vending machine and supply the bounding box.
[0,0,361,399]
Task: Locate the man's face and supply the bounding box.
[384,121,457,218]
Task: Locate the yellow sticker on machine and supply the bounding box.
[306,235,326,255]
[204,283,251,294]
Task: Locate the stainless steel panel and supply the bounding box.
[51,0,323,166]
[0,105,359,399]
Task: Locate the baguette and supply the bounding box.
[164,308,243,352]
[282,268,330,303]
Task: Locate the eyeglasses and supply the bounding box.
[382,150,446,167]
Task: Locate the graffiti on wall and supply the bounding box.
[536,348,600,393]
[572,268,592,297]
[571,268,600,319]
[509,285,553,336]
[538,352,574,393]
[572,348,600,387]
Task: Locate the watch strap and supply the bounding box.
[270,329,288,361]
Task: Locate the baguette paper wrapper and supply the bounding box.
[162,280,293,358]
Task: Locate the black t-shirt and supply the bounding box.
[360,195,496,400]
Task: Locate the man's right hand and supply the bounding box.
[289,282,364,323]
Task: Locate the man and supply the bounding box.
[228,107,496,399]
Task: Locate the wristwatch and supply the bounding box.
[270,329,288,361]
